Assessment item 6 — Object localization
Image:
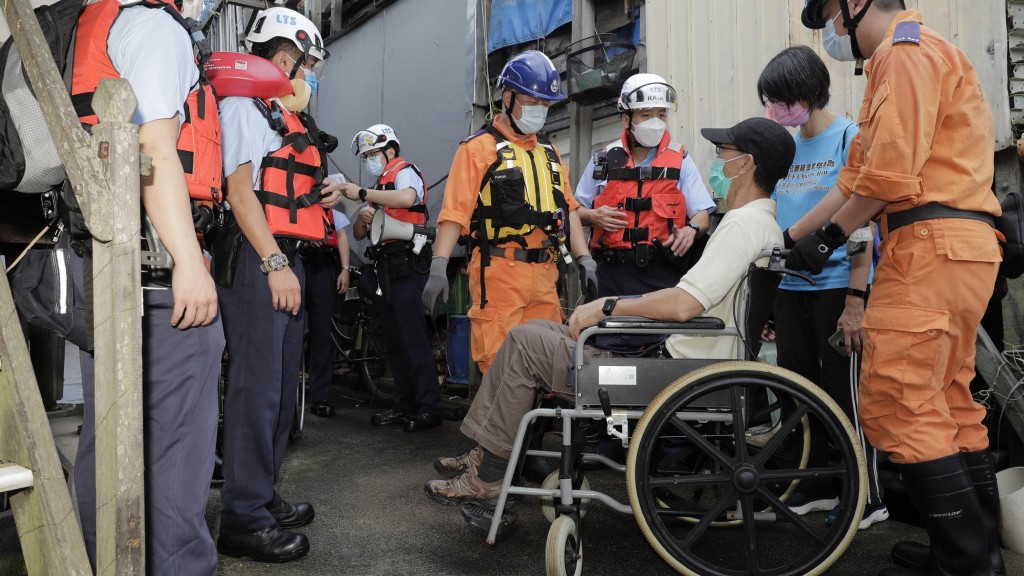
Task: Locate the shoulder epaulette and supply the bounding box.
[461,128,488,144]
[892,21,921,46]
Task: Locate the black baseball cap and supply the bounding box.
[701,117,796,181]
[801,0,829,29]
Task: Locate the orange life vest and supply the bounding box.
[253,98,326,241]
[324,208,338,249]
[589,129,687,251]
[70,0,223,204]
[372,157,428,226]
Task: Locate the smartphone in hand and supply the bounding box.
[828,328,851,358]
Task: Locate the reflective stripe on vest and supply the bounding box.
[254,100,326,241]
[373,157,428,226]
[71,0,223,204]
[476,128,567,242]
[590,129,687,250]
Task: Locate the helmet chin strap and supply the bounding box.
[505,90,527,135]
[838,0,874,76]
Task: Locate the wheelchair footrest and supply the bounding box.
[461,502,518,543]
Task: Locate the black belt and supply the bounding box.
[592,245,658,268]
[886,203,995,233]
[487,246,553,263]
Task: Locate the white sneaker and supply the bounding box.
[857,503,890,530]
[786,491,840,516]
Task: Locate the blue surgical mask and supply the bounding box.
[364,153,385,177]
[708,154,749,199]
[303,69,318,95]
[823,14,856,62]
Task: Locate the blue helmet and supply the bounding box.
[801,0,829,29]
[497,50,565,102]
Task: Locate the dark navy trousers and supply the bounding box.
[359,265,440,413]
[303,251,336,403]
[73,254,223,576]
[217,240,305,532]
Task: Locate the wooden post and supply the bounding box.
[89,78,145,576]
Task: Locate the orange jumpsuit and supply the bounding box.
[837,10,1003,464]
[438,118,578,373]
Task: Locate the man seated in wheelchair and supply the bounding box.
[426,117,795,505]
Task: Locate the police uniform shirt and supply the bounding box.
[107,6,196,126]
[219,96,285,188]
[574,149,716,219]
[390,165,425,205]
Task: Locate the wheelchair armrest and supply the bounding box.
[597,316,726,331]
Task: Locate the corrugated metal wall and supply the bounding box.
[553,0,1010,181]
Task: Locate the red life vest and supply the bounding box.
[589,129,687,251]
[71,0,223,204]
[372,157,428,226]
[253,99,326,241]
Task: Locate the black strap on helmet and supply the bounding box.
[838,0,875,75]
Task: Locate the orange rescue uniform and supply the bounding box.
[438,118,579,373]
[837,10,1002,464]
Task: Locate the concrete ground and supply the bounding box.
[2,350,1023,575]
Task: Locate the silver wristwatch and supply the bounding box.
[260,252,289,274]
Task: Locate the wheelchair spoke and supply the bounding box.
[740,494,760,575]
[751,404,808,468]
[758,465,849,481]
[647,472,730,487]
[755,485,829,546]
[679,486,739,549]
[671,415,736,470]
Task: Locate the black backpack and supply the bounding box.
[998,190,1024,279]
[0,0,84,193]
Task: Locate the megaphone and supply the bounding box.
[370,210,436,255]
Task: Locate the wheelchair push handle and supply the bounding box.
[763,247,815,287]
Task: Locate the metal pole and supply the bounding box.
[569,0,596,181]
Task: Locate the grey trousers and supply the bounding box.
[460,320,610,459]
[74,257,223,575]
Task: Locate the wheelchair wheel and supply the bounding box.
[290,353,307,442]
[627,362,865,576]
[545,516,583,576]
[540,471,591,524]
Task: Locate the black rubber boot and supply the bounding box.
[890,450,1005,575]
[878,453,993,576]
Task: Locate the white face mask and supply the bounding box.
[823,15,857,62]
[364,153,385,177]
[515,104,549,134]
[631,118,667,148]
[180,0,205,20]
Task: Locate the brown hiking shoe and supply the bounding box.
[424,467,501,506]
[433,445,484,479]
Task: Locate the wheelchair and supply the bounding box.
[482,249,867,576]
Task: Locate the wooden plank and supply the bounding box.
[89,78,145,576]
[0,243,91,576]
[976,325,1024,444]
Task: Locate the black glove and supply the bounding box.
[787,222,848,275]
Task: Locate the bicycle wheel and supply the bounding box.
[627,362,865,576]
[358,312,394,402]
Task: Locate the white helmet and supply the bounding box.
[351,124,400,156]
[245,7,329,66]
[618,73,677,113]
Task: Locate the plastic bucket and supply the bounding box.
[997,467,1024,554]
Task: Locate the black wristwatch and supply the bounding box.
[846,287,868,300]
[686,222,701,234]
[602,298,619,317]
[358,188,368,201]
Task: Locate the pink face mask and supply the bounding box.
[768,101,810,127]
